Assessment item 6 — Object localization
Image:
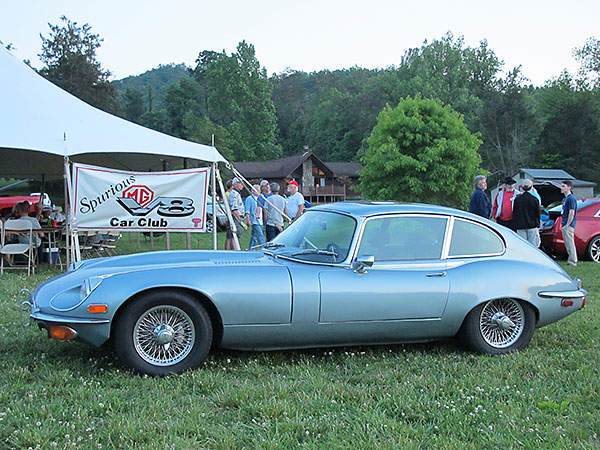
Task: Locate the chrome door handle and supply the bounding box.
[426,272,446,277]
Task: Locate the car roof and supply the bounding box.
[311,201,472,218]
[548,197,600,212]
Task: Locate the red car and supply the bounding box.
[540,198,600,263]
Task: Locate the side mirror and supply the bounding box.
[352,255,375,273]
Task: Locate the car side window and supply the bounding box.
[448,219,504,257]
[358,215,447,261]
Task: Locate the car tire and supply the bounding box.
[206,218,214,233]
[458,298,535,355]
[113,290,212,376]
[586,235,600,263]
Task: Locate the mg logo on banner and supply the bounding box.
[72,163,210,231]
[123,185,155,207]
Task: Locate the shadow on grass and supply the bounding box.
[19,332,464,376]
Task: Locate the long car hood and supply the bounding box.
[72,250,278,274]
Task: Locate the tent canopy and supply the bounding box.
[0,47,227,179]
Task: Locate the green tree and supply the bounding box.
[122,88,145,123]
[270,69,314,156]
[38,16,119,114]
[478,67,539,177]
[395,34,502,129]
[192,41,281,161]
[574,37,600,87]
[359,97,482,208]
[532,73,600,184]
[183,113,234,161]
[163,78,204,139]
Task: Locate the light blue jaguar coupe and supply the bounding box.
[25,202,586,375]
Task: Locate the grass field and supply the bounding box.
[0,234,598,449]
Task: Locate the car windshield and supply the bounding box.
[268,210,356,263]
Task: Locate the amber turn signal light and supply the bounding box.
[87,304,108,313]
[48,325,77,340]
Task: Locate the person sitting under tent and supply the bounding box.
[11,201,44,261]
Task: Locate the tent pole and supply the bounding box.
[212,162,217,250]
[40,174,46,207]
[63,158,70,268]
[216,169,240,250]
[231,167,291,223]
[64,157,80,263]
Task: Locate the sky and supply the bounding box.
[1,0,598,86]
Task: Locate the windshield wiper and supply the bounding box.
[264,242,285,249]
[291,249,338,259]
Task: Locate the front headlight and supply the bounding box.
[79,277,104,301]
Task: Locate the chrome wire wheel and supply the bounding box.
[133,305,196,366]
[479,299,525,349]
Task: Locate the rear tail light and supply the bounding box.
[561,299,574,307]
[553,218,561,233]
[582,297,586,309]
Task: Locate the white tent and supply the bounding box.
[0,47,236,256]
[0,46,227,178]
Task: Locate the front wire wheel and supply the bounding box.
[133,305,196,366]
[114,291,212,376]
[459,298,535,355]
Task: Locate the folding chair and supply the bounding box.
[92,231,121,257]
[1,219,36,275]
[78,231,98,259]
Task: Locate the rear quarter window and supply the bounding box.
[449,219,504,257]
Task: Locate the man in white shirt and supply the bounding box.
[225,177,245,250]
[286,180,305,221]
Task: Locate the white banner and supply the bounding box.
[73,163,210,231]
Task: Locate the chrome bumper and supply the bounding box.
[20,288,33,327]
[538,289,587,299]
[30,311,109,325]
[21,288,109,327]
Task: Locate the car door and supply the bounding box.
[319,214,450,322]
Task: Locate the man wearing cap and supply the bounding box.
[286,180,305,221]
[513,179,541,247]
[257,179,272,229]
[265,183,287,241]
[493,176,519,231]
[225,177,245,250]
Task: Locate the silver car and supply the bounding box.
[25,202,586,375]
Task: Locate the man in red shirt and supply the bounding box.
[493,177,519,231]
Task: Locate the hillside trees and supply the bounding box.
[533,73,600,184]
[191,41,281,161]
[39,16,119,114]
[574,37,600,87]
[99,32,598,185]
[122,88,144,123]
[359,97,482,208]
[477,67,539,179]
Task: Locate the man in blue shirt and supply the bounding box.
[469,175,491,219]
[244,185,265,250]
[560,180,578,266]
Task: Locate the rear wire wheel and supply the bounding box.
[458,298,535,355]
